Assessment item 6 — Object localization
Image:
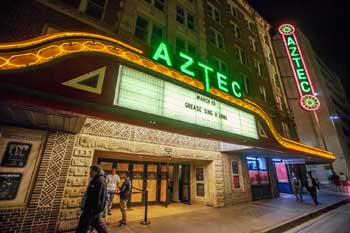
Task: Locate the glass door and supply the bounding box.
[131,163,144,204]
[146,164,158,203]
[181,164,191,204]
[159,164,168,205]
[247,157,272,200]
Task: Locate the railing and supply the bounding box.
[132,186,151,225]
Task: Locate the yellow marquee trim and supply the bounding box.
[62,66,106,94]
[0,32,335,160]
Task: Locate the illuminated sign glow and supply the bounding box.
[114,65,258,139]
[0,32,335,160]
[151,42,243,99]
[279,24,320,111]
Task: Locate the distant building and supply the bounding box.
[273,24,350,183]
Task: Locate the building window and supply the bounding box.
[255,60,262,76]
[85,0,107,20]
[247,157,269,185]
[187,14,195,31]
[248,21,255,32]
[231,22,241,38]
[249,37,257,52]
[242,74,250,94]
[231,161,241,189]
[259,86,267,102]
[176,6,195,31]
[176,37,196,57]
[230,5,238,18]
[275,95,283,111]
[176,6,185,24]
[282,122,291,138]
[135,16,149,42]
[135,16,163,45]
[154,0,165,11]
[207,2,221,23]
[144,0,165,11]
[211,57,228,75]
[235,48,247,65]
[208,28,225,50]
[151,24,163,46]
[60,0,81,8]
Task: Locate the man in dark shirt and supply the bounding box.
[119,172,131,226]
[76,165,108,233]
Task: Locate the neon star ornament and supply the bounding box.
[279,23,320,111]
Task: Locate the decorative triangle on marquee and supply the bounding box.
[257,121,268,138]
[62,66,106,94]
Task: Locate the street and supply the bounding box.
[286,203,350,233]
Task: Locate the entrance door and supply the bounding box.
[159,164,168,205]
[146,164,158,203]
[131,163,144,204]
[247,157,272,200]
[180,164,191,204]
[274,162,292,194]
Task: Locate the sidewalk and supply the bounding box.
[106,191,348,233]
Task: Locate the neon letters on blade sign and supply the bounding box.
[279,24,320,111]
[151,41,243,99]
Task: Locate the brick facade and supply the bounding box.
[0,131,76,233]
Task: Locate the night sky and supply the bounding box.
[248,0,350,100]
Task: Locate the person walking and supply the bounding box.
[339,172,347,193]
[292,174,303,202]
[119,172,131,226]
[76,165,108,233]
[306,171,319,205]
[106,168,120,215]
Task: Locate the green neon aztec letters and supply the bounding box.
[279,24,320,111]
[151,41,243,99]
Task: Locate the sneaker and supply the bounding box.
[118,221,126,226]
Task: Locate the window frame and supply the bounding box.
[176,5,195,31]
[208,28,225,50]
[135,16,164,45]
[144,0,165,11]
[231,21,241,39]
[207,2,221,23]
[80,0,108,21]
[249,37,257,52]
[259,85,267,102]
[176,37,197,57]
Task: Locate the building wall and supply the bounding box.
[222,153,251,205]
[57,118,232,232]
[0,127,76,233]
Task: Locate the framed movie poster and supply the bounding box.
[232,161,239,174]
[1,142,32,167]
[196,167,204,181]
[0,173,22,200]
[233,175,240,189]
[0,126,47,207]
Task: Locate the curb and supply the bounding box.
[261,198,349,233]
